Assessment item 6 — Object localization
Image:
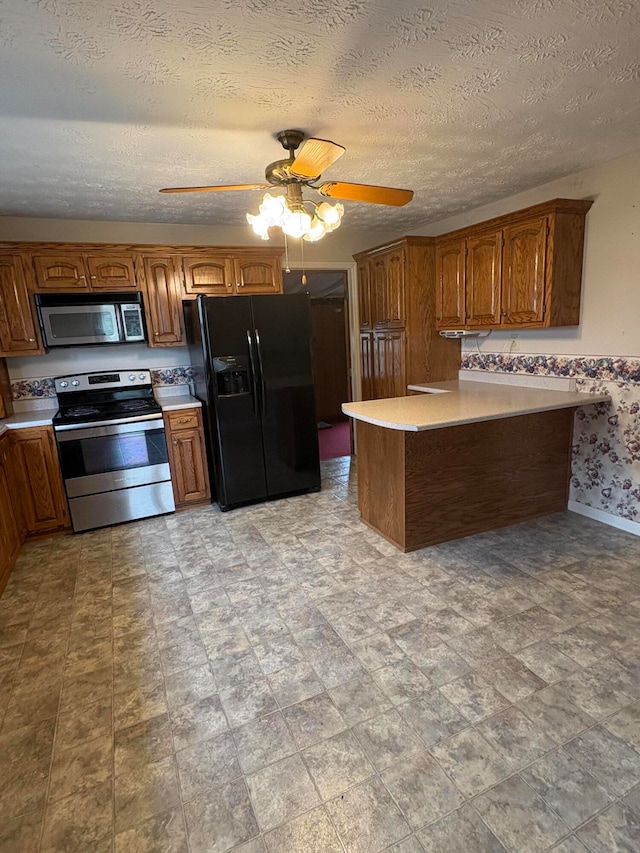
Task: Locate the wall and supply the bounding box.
[413,149,640,529]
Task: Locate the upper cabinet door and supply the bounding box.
[141,256,184,346]
[86,255,138,290]
[502,216,547,325]
[33,255,90,290]
[234,256,282,295]
[435,240,466,328]
[381,249,406,327]
[356,259,371,330]
[0,254,43,355]
[182,256,235,295]
[466,231,502,327]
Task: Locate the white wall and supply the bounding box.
[411,149,640,359]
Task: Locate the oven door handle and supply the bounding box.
[55,414,165,440]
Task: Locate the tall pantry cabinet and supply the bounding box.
[354,237,460,400]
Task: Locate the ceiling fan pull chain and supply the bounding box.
[284,233,290,273]
[300,237,307,287]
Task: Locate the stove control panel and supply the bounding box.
[55,370,153,394]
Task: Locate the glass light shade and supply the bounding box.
[303,216,328,242]
[282,208,312,239]
[259,193,288,224]
[246,212,271,239]
[316,201,344,229]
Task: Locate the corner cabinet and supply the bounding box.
[164,408,211,507]
[355,237,461,401]
[435,198,592,331]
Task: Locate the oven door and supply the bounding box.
[55,416,171,497]
[40,304,121,346]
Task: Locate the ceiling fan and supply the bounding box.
[160,129,414,241]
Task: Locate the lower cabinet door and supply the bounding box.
[359,331,374,401]
[166,415,211,506]
[12,426,69,535]
[0,447,22,592]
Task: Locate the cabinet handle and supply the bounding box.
[436,316,441,321]
[177,418,189,424]
[173,439,179,444]
[238,282,244,287]
[154,332,159,337]
[226,282,232,287]
[28,337,35,342]
[79,275,86,280]
[90,275,96,279]
[501,310,507,316]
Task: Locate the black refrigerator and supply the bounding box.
[184,294,321,510]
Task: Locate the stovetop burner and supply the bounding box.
[66,405,101,418]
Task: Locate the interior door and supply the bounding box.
[310,298,349,422]
[202,296,266,508]
[251,294,320,498]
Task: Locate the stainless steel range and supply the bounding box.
[53,370,175,532]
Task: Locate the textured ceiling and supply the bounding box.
[1,0,640,231]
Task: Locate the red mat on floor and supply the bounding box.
[318,420,351,460]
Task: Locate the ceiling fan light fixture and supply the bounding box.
[303,215,328,242]
[281,207,312,239]
[246,211,271,239]
[316,201,343,229]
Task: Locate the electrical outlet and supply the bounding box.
[509,334,520,353]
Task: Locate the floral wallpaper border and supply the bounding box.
[11,366,193,400]
[460,352,640,382]
[461,353,640,523]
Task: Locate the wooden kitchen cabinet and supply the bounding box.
[373,329,406,399]
[354,237,460,401]
[0,253,43,356]
[435,240,466,329]
[467,229,503,327]
[359,331,374,401]
[434,199,592,331]
[165,408,211,507]
[140,255,185,347]
[12,426,69,535]
[33,252,139,292]
[0,431,23,594]
[182,252,282,296]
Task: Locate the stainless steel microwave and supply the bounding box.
[35,292,146,348]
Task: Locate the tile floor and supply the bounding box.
[1,456,640,852]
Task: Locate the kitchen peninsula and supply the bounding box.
[342,380,610,552]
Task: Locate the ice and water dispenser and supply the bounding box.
[213,356,251,396]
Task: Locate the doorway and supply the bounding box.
[283,269,352,459]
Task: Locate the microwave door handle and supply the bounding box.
[246,330,259,418]
[113,305,126,342]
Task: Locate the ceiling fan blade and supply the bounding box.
[159,183,269,194]
[290,138,346,179]
[317,181,414,206]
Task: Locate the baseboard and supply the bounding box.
[568,500,640,537]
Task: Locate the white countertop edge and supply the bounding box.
[157,395,202,412]
[342,396,608,431]
[342,382,611,432]
[0,408,59,432]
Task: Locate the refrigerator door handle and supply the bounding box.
[246,329,259,418]
[254,327,267,418]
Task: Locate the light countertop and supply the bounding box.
[156,393,202,412]
[342,380,611,432]
[0,408,59,437]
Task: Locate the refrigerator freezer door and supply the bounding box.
[201,297,267,508]
[251,294,321,498]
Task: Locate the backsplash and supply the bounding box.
[461,353,640,524]
[11,366,193,400]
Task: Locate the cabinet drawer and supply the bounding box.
[167,409,200,430]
